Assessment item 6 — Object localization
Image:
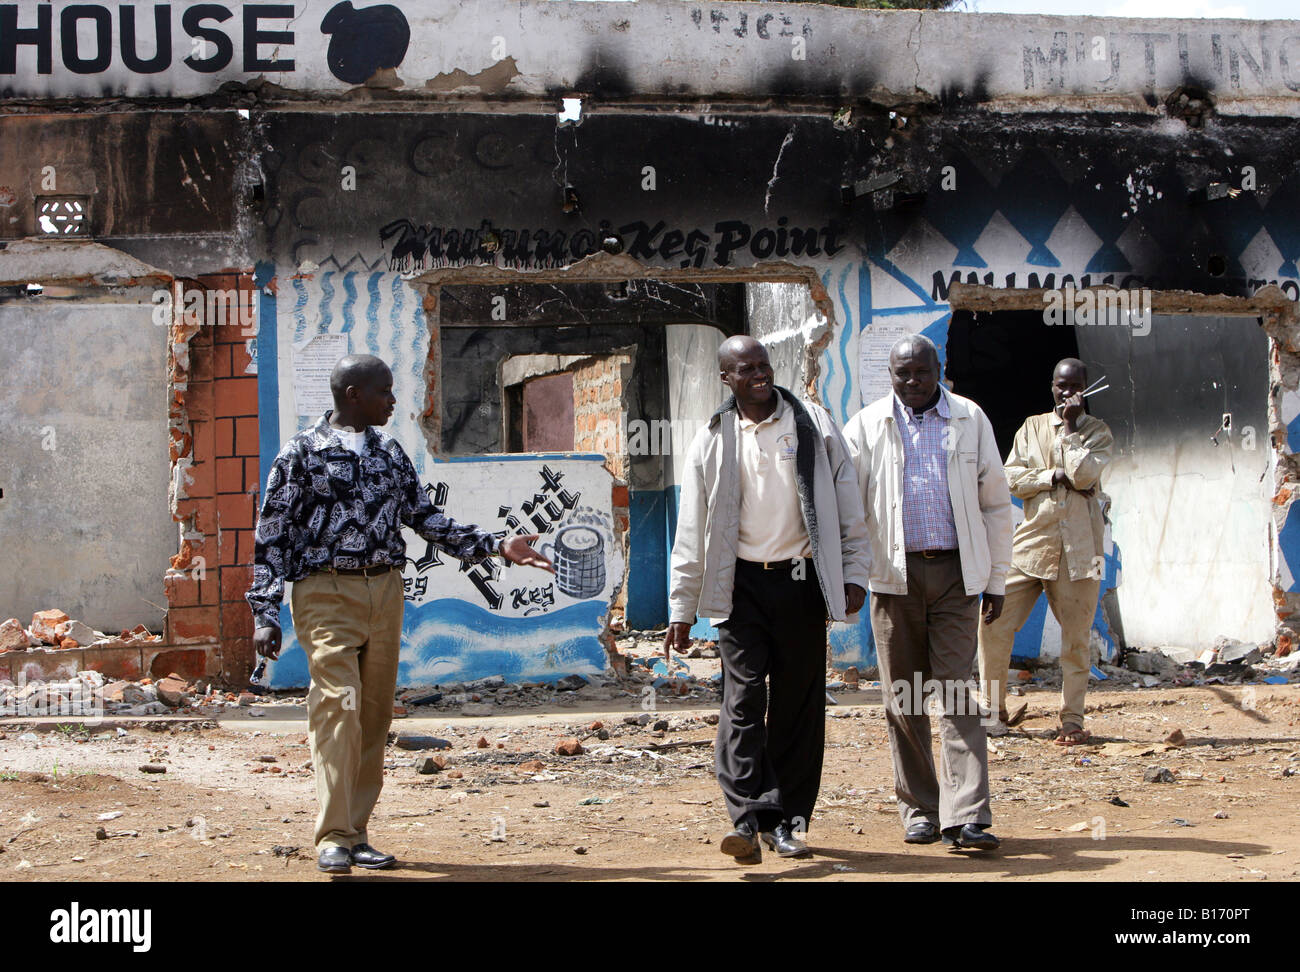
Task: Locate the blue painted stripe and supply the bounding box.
[254,261,279,488]
[319,271,335,333]
[366,271,381,357]
[341,271,357,333]
[291,273,309,344]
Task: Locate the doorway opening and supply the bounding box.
[945,308,1081,459]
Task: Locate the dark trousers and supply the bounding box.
[715,559,828,832]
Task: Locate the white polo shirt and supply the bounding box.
[735,395,811,562]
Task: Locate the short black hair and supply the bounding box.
[330,354,390,404]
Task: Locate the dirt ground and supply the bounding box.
[1,682,1297,882]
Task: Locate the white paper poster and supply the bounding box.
[293,334,350,417]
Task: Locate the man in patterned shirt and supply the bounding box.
[247,354,553,874]
[843,335,1012,852]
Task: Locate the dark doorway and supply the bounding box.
[945,309,1081,459]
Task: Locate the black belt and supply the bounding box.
[909,549,958,559]
[737,557,806,571]
[332,564,393,576]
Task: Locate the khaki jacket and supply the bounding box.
[1006,411,1113,582]
[843,387,1012,597]
[668,387,872,624]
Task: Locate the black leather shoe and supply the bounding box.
[904,821,940,844]
[719,821,762,864]
[350,843,396,869]
[942,823,1001,850]
[317,846,352,873]
[761,822,811,858]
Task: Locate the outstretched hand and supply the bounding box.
[501,534,556,573]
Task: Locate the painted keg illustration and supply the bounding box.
[541,525,606,599]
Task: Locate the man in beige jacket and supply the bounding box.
[977,358,1113,746]
[844,334,1012,850]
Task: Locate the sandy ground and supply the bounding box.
[1,682,1297,882]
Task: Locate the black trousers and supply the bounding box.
[715,558,829,831]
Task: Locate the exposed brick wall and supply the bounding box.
[162,271,261,687]
[571,353,633,625]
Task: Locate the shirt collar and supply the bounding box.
[311,410,379,452]
[737,392,784,429]
[893,388,949,423]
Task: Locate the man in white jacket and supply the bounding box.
[843,334,1012,851]
[665,335,871,864]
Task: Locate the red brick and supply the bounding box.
[217,492,255,530]
[215,376,259,418]
[145,647,216,681]
[80,646,144,682]
[12,648,85,683]
[185,459,215,499]
[166,606,220,643]
[230,339,255,375]
[215,418,236,457]
[170,536,214,573]
[185,380,215,422]
[221,565,253,603]
[237,530,258,566]
[216,457,244,494]
[611,484,629,508]
[221,638,256,683]
[217,316,255,344]
[175,497,218,534]
[191,343,215,383]
[221,601,255,640]
[213,343,233,379]
[219,529,240,567]
[198,575,220,606]
[190,419,215,465]
[235,417,259,457]
[164,574,200,609]
[244,458,264,492]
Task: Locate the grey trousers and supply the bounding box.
[870,551,992,831]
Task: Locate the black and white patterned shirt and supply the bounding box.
[245,411,501,630]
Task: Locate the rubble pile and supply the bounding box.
[0,609,161,653]
[0,669,265,718]
[391,630,724,717]
[1119,637,1297,688]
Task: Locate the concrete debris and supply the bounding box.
[394,733,452,751]
[29,610,70,644]
[0,618,31,652]
[1143,766,1177,784]
[1163,729,1186,747]
[555,737,584,756]
[2,610,159,653]
[414,755,445,775]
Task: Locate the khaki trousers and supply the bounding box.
[871,552,992,831]
[290,568,403,851]
[977,555,1099,730]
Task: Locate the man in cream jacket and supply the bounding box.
[843,334,1012,851]
[666,335,871,864]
